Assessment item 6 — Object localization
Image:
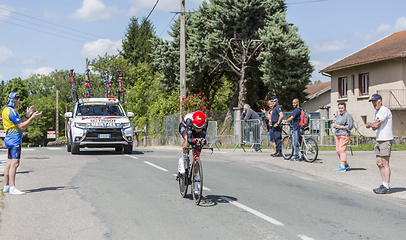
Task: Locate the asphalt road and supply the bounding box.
[1,147,406,239]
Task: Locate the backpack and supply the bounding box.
[299,108,310,129]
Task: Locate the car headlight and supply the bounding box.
[121,122,131,128]
[75,122,87,128]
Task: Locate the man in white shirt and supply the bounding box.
[366,94,393,194]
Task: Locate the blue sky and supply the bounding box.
[0,0,405,83]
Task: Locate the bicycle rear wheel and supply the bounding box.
[282,136,293,160]
[191,158,203,205]
[178,170,188,198]
[303,137,318,162]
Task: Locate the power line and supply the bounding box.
[0,12,98,42]
[0,5,104,39]
[159,13,178,38]
[117,0,160,56]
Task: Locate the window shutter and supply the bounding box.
[338,78,342,98]
[358,74,362,96]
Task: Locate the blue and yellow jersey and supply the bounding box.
[2,107,23,148]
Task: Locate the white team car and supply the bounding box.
[64,98,134,154]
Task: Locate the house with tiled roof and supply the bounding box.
[320,30,406,137]
[302,81,331,114]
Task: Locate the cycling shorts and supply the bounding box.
[8,144,21,159]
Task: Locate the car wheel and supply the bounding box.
[124,145,132,154]
[71,144,80,154]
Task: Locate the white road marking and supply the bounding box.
[298,235,315,240]
[219,196,284,226]
[126,154,138,159]
[144,161,168,172]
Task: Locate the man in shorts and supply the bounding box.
[366,94,393,194]
[2,92,42,195]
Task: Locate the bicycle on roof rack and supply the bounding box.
[70,69,79,102]
[116,70,126,102]
[84,69,92,98]
[104,70,113,98]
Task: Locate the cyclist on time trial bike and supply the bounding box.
[178,111,207,176]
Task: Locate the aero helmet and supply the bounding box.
[192,111,206,129]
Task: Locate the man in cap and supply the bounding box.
[2,92,42,195]
[270,96,284,157]
[366,94,393,194]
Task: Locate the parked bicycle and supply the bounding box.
[177,144,213,205]
[281,124,319,162]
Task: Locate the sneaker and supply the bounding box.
[178,157,185,174]
[345,164,350,170]
[373,185,391,194]
[272,151,283,157]
[334,166,346,172]
[193,182,200,194]
[9,187,26,195]
[291,157,300,162]
[3,185,10,193]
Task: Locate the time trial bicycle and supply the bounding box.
[177,144,213,205]
[281,124,319,162]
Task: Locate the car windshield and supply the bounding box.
[76,103,125,116]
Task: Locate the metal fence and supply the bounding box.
[309,119,359,147]
[206,121,219,150]
[234,119,261,152]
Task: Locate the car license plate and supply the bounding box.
[98,134,111,138]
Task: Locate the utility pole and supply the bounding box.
[180,0,186,115]
[56,90,59,140]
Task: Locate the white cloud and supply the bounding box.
[394,16,406,31]
[20,67,55,79]
[44,8,61,20]
[23,56,44,65]
[0,45,14,63]
[80,39,122,59]
[71,0,121,22]
[311,40,352,54]
[0,4,13,23]
[376,24,392,34]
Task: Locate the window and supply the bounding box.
[338,77,348,98]
[359,73,369,95]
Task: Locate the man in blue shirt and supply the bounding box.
[283,99,302,161]
[2,92,42,195]
[270,96,284,157]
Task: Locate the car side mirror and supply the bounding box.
[127,112,135,118]
[64,112,72,118]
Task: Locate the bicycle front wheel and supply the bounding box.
[282,136,293,160]
[178,171,188,198]
[191,158,203,205]
[303,137,319,163]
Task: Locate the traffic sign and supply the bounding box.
[0,129,5,137]
[47,131,56,139]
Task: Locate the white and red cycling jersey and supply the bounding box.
[179,112,208,145]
